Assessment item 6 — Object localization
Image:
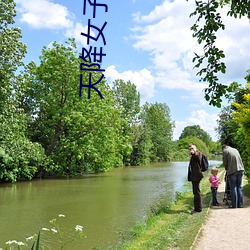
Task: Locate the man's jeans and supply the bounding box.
[228,170,244,208]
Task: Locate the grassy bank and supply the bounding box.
[111,169,225,250]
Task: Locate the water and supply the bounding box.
[0,160,221,249]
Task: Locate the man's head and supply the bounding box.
[188,143,197,155]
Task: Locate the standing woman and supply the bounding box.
[188,143,204,214]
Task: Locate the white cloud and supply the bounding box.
[16,0,98,48]
[173,110,219,141]
[64,22,95,47]
[16,0,73,29]
[132,1,177,23]
[105,65,155,102]
[130,0,205,97]
[130,0,250,95]
[214,7,250,81]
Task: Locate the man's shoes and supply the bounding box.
[228,205,236,208]
[190,209,202,214]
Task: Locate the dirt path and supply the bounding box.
[192,174,250,250]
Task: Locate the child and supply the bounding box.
[209,168,220,206]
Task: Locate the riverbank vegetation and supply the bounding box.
[112,170,250,250]
[0,0,249,183]
[111,168,224,249]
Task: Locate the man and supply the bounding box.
[188,143,204,214]
[222,144,244,208]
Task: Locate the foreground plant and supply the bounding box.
[1,214,86,249]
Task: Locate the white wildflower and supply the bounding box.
[17,242,25,246]
[58,214,65,217]
[6,240,17,245]
[75,225,83,231]
[51,228,58,233]
[26,236,34,241]
[42,227,50,231]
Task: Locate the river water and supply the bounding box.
[0,160,221,249]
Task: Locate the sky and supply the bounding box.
[14,0,250,141]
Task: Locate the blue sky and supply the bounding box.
[14,0,250,141]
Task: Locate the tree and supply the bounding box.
[216,106,240,147]
[216,72,250,150]
[0,0,48,182]
[179,125,212,146]
[178,136,209,156]
[140,102,174,162]
[129,121,153,166]
[231,77,250,176]
[112,79,140,165]
[190,0,250,107]
[24,39,126,175]
[112,79,140,124]
[0,0,27,109]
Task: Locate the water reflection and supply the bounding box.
[0,160,221,249]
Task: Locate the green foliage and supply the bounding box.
[179,125,212,146]
[112,79,140,123]
[215,72,250,177]
[230,76,250,177]
[189,0,250,107]
[178,136,209,156]
[171,148,190,161]
[209,141,222,154]
[0,0,48,182]
[112,79,141,166]
[216,106,240,147]
[129,123,153,165]
[23,39,127,175]
[140,102,174,162]
[31,231,40,250]
[0,0,27,108]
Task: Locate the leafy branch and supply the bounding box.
[189,0,250,107]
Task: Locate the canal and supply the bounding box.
[0,160,221,249]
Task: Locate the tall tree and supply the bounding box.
[112,79,140,165]
[0,0,27,109]
[140,102,174,162]
[230,74,250,176]
[216,72,250,150]
[24,39,126,175]
[0,0,46,182]
[190,0,250,107]
[216,106,240,147]
[112,79,140,124]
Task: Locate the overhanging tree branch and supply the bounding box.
[189,0,250,107]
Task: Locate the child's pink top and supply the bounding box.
[209,175,219,188]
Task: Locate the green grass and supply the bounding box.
[111,170,225,250]
[243,177,250,197]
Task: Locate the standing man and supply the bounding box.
[188,143,204,214]
[222,144,244,208]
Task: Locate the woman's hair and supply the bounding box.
[211,167,218,174]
